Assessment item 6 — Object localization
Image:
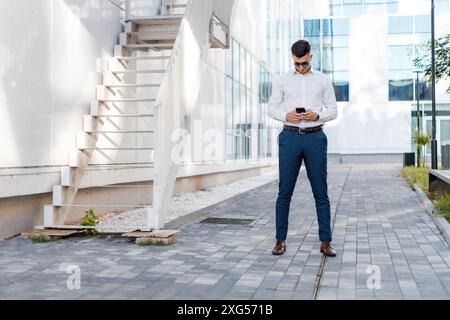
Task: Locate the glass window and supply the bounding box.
[225,77,233,129]
[334,47,349,71]
[418,80,432,101]
[388,45,414,70]
[322,19,333,36]
[322,35,348,47]
[304,19,321,37]
[245,90,252,159]
[389,79,414,101]
[331,4,342,15]
[389,16,413,34]
[333,82,350,101]
[414,33,430,46]
[232,39,240,82]
[252,60,259,93]
[240,85,247,126]
[343,0,362,3]
[305,18,349,101]
[389,69,413,80]
[387,2,399,14]
[259,67,271,104]
[441,120,450,147]
[246,52,252,90]
[308,38,321,70]
[240,46,246,88]
[334,70,349,82]
[240,85,247,159]
[329,71,350,101]
[436,0,449,12]
[330,18,349,35]
[225,77,234,160]
[415,15,431,33]
[365,3,387,14]
[226,47,232,77]
[323,47,349,73]
[342,4,363,16]
[233,79,240,159]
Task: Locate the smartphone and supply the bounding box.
[296,107,306,113]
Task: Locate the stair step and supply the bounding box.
[93,114,154,118]
[104,84,160,88]
[98,98,156,102]
[126,15,183,25]
[111,69,165,74]
[116,56,170,61]
[80,147,154,150]
[90,130,154,134]
[123,44,174,49]
[128,31,178,41]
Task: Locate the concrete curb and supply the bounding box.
[413,184,450,248]
[164,177,278,230]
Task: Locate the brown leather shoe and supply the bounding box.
[320,240,336,257]
[272,240,286,255]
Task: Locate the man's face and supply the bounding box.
[293,53,312,74]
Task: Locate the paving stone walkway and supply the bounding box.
[1,163,450,300]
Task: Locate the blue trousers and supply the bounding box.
[275,128,332,242]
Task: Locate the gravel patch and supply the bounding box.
[96,170,278,232]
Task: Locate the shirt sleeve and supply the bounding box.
[267,78,287,122]
[317,77,338,123]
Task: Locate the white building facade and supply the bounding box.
[2,0,448,239]
[0,0,302,238]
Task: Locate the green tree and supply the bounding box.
[413,34,450,92]
[413,130,432,167]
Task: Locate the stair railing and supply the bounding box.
[148,0,213,229]
[125,0,190,19]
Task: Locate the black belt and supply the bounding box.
[283,124,323,134]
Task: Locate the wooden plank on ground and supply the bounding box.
[20,229,81,238]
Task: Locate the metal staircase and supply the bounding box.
[40,0,232,232]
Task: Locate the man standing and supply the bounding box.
[267,40,338,257]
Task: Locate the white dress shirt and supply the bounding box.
[267,67,338,128]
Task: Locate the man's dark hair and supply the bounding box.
[291,40,311,58]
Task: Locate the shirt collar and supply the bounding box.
[292,66,315,76]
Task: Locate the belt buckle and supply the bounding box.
[298,127,306,135]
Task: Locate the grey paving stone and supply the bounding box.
[2,164,450,300]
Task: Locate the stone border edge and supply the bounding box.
[413,184,450,248]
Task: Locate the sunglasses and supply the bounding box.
[294,61,310,68]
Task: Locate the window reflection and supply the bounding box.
[330,0,400,16]
[225,37,273,160]
[304,18,350,101]
[388,15,431,101]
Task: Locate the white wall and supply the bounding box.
[0,0,123,168]
[230,0,267,62]
[327,15,412,154]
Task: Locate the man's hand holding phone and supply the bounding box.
[286,107,318,122]
[286,109,303,122]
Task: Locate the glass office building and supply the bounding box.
[301,0,450,157]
